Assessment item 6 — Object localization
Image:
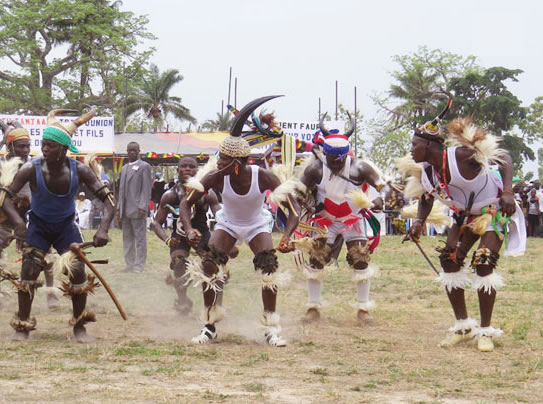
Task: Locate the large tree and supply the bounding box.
[0,0,153,119]
[448,67,532,173]
[125,64,196,132]
[375,46,480,129]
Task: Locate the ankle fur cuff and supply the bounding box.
[471,326,503,338]
[352,300,376,312]
[202,305,225,325]
[448,317,478,333]
[10,314,37,332]
[260,311,281,334]
[69,311,97,327]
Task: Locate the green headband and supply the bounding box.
[43,127,79,153]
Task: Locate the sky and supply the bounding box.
[123,0,543,173]
[125,0,542,123]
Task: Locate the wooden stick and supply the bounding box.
[70,242,127,320]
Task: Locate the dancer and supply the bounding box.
[296,114,385,323]
[2,109,115,341]
[153,156,223,315]
[401,97,525,352]
[179,96,299,347]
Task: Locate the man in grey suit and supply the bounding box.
[118,142,152,272]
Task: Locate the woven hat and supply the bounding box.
[43,108,96,153]
[0,120,30,146]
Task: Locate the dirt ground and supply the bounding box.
[0,231,542,403]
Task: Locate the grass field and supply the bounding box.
[0,229,542,403]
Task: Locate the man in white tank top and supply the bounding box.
[407,98,520,352]
[298,114,385,325]
[179,96,300,347]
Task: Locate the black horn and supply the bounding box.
[431,92,453,125]
[319,113,331,137]
[230,95,283,137]
[343,111,355,138]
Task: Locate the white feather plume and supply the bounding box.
[186,156,217,192]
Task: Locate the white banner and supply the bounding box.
[250,120,345,153]
[0,114,115,153]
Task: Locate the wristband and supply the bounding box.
[165,237,171,247]
[502,189,514,196]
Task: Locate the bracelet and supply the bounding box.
[502,189,514,196]
[165,237,171,247]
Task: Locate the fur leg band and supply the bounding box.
[253,249,278,275]
[292,237,332,269]
[435,269,471,293]
[260,271,291,293]
[10,314,37,332]
[59,275,100,297]
[436,245,465,270]
[472,272,504,294]
[346,244,371,269]
[69,311,97,327]
[471,326,503,339]
[184,256,228,293]
[202,305,225,325]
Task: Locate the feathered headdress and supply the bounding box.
[447,117,507,172]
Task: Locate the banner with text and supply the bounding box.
[0,114,114,153]
[250,120,345,154]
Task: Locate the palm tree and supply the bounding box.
[125,64,196,132]
[201,111,234,132]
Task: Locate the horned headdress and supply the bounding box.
[219,95,283,158]
[413,93,453,144]
[319,112,355,159]
[43,108,96,153]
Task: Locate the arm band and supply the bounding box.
[93,184,114,203]
[0,186,14,207]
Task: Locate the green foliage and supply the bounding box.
[0,0,154,119]
[201,111,234,132]
[125,64,196,132]
[379,46,480,127]
[538,148,543,180]
[448,67,526,135]
[362,118,411,168]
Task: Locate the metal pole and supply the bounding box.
[234,77,238,108]
[221,100,224,116]
[227,67,232,105]
[354,86,357,156]
[335,80,338,120]
[318,97,321,119]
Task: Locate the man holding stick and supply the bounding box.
[1,109,115,342]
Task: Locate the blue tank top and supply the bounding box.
[31,157,79,223]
